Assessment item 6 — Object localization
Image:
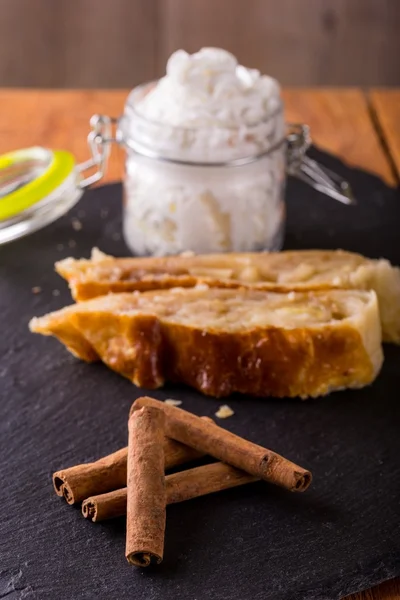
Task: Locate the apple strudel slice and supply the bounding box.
[30,286,383,399]
[55,249,400,344]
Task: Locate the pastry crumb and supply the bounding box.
[100,208,109,219]
[56,243,64,251]
[215,404,234,419]
[111,232,121,241]
[91,247,109,261]
[68,239,77,248]
[31,286,41,294]
[164,399,182,407]
[52,289,60,297]
[77,209,86,218]
[72,218,82,231]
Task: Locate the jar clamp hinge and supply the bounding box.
[286,124,355,205]
[78,115,355,206]
[76,115,119,188]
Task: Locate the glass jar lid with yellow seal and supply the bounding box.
[0,116,110,245]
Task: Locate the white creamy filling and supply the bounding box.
[122,47,285,256]
[136,47,281,129]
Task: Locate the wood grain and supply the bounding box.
[282,89,396,186]
[0,89,395,186]
[0,0,399,86]
[160,0,400,86]
[368,89,400,182]
[0,0,158,87]
[0,90,126,184]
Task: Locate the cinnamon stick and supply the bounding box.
[126,406,166,567]
[132,397,312,492]
[53,417,212,504]
[82,462,258,522]
[83,487,128,522]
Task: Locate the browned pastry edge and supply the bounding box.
[30,305,378,398]
[55,249,400,345]
[56,250,360,302]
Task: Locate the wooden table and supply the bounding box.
[0,89,399,188]
[0,88,399,600]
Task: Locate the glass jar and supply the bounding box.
[105,82,352,256]
[119,83,288,255]
[0,86,353,249]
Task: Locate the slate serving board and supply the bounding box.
[0,148,399,600]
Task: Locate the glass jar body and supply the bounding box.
[122,144,287,256]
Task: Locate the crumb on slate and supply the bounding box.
[32,286,41,294]
[52,289,60,297]
[100,208,109,219]
[164,399,182,407]
[77,209,86,218]
[215,404,234,419]
[56,243,64,251]
[68,239,77,248]
[72,218,82,231]
[111,232,121,241]
[91,247,109,260]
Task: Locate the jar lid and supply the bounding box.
[0,123,111,246]
[0,146,83,245]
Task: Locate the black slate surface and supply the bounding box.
[0,148,399,600]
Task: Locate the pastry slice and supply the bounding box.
[29,287,383,399]
[55,249,400,344]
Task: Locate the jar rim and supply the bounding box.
[120,132,287,168]
[124,80,284,133]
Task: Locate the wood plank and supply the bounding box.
[0,0,157,87]
[160,0,400,86]
[368,89,400,182]
[0,89,394,186]
[0,0,398,87]
[282,88,396,186]
[0,90,126,183]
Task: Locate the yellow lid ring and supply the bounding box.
[0,147,76,221]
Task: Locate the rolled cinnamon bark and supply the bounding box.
[53,447,127,505]
[83,487,128,522]
[82,462,258,522]
[132,397,312,492]
[53,418,212,504]
[126,406,166,567]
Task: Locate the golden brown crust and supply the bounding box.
[29,288,382,399]
[56,250,363,301]
[68,276,202,302]
[55,249,400,344]
[158,322,375,398]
